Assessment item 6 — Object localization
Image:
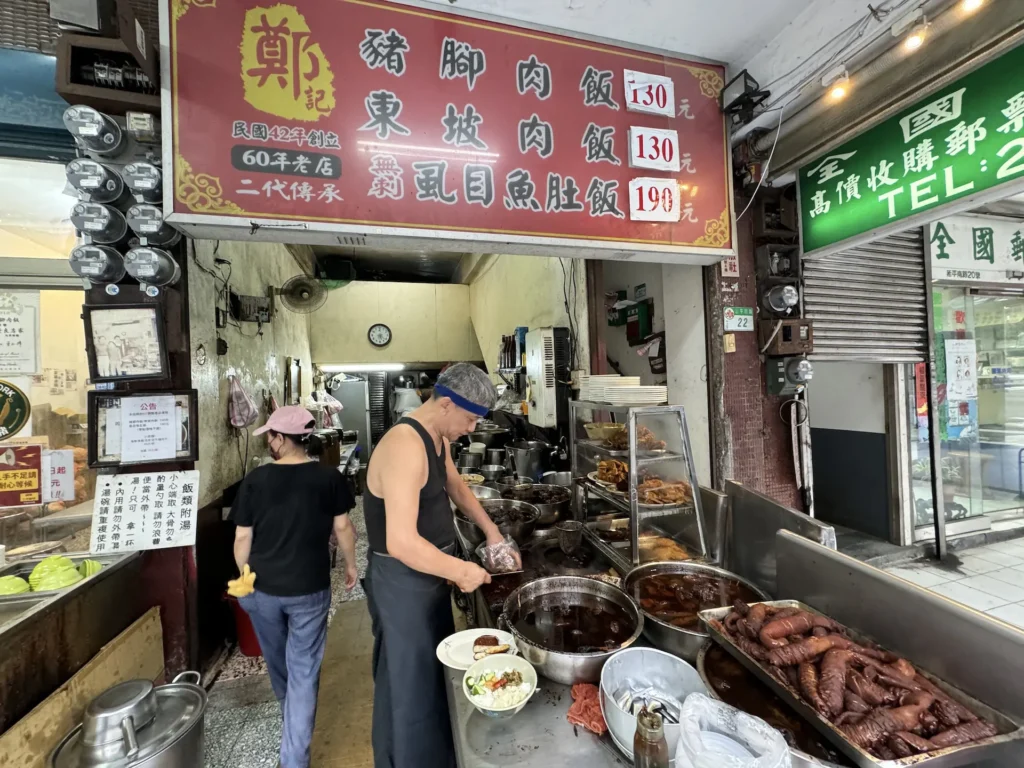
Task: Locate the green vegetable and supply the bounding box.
[29,555,83,592]
[0,575,29,595]
[78,560,103,578]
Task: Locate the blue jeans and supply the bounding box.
[240,589,330,768]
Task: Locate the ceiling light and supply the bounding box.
[904,22,927,51]
[829,82,848,100]
[821,66,849,101]
[962,0,983,11]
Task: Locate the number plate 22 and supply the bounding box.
[623,70,675,117]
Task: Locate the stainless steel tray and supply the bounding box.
[700,600,1024,768]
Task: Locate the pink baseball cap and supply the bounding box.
[253,405,316,436]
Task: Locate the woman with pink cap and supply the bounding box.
[231,405,357,768]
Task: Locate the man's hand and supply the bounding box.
[484,526,522,570]
[344,562,358,591]
[454,561,492,593]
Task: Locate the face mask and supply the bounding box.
[269,435,282,461]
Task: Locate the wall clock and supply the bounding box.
[368,323,392,348]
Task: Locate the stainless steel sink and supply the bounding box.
[0,594,46,630]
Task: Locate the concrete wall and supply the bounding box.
[467,254,589,374]
[309,281,481,364]
[190,240,314,507]
[601,261,665,385]
[663,264,711,486]
[807,362,886,434]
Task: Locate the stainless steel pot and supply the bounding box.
[494,476,533,494]
[500,576,643,685]
[465,426,510,449]
[468,485,501,503]
[50,672,207,768]
[500,484,571,526]
[457,453,482,470]
[622,562,769,662]
[478,464,506,482]
[506,440,548,482]
[486,448,506,466]
[541,471,573,487]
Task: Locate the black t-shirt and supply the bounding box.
[232,462,355,597]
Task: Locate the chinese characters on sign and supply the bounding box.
[928,215,1024,283]
[0,291,39,375]
[799,44,1024,255]
[0,445,41,507]
[42,449,73,503]
[171,0,731,254]
[944,339,978,401]
[120,395,178,464]
[89,471,200,554]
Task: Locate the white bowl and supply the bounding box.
[599,647,707,765]
[462,654,538,720]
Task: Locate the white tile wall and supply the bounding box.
[885,543,1024,633]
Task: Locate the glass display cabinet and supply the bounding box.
[569,401,709,572]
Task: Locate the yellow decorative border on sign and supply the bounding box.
[693,208,730,248]
[175,156,245,215]
[683,67,724,100]
[172,0,216,22]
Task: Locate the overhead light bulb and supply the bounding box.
[822,67,849,102]
[904,23,927,51]
[962,0,983,11]
[829,80,849,101]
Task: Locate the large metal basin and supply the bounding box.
[622,561,768,662]
[500,576,643,685]
[501,484,571,526]
[464,426,510,449]
[506,440,548,481]
[454,499,540,549]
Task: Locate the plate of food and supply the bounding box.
[436,629,517,671]
[595,459,628,494]
[463,655,538,719]
[605,425,667,452]
[461,473,485,485]
[637,478,693,507]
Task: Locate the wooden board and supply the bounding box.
[0,607,164,768]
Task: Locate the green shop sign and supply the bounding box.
[799,44,1024,256]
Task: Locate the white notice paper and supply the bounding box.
[43,449,74,503]
[120,395,177,463]
[945,339,978,401]
[89,470,200,554]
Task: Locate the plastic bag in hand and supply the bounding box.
[675,694,790,768]
[475,535,522,574]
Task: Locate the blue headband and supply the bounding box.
[434,384,489,417]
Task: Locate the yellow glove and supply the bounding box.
[227,564,256,598]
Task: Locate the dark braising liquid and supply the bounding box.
[704,646,852,765]
[635,572,761,630]
[512,595,635,653]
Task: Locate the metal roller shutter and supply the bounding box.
[802,228,927,363]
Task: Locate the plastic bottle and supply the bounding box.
[633,706,669,768]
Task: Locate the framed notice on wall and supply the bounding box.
[88,390,199,468]
[83,304,169,383]
[0,291,40,375]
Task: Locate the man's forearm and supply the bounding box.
[335,523,357,567]
[449,482,498,536]
[233,539,251,574]
[390,534,465,581]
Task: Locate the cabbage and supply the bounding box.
[0,575,29,595]
[79,560,103,578]
[28,555,80,591]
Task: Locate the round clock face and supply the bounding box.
[368,323,392,348]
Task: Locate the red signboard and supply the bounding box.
[0,445,41,507]
[168,0,732,255]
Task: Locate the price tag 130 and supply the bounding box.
[628,178,680,222]
[628,127,680,172]
[624,70,675,117]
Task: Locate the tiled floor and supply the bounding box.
[885,538,1024,630]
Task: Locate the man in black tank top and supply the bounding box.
[364,363,504,768]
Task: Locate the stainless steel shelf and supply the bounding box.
[580,478,695,520]
[576,439,685,465]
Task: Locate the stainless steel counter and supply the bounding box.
[445,666,628,768]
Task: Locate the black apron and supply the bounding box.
[364,418,457,768]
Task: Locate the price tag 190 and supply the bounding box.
[628,127,680,172]
[623,70,675,117]
[628,177,680,222]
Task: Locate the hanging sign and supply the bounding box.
[89,470,200,554]
[120,394,178,463]
[0,291,39,375]
[944,338,978,401]
[929,215,1024,283]
[799,44,1024,257]
[167,0,733,258]
[42,449,74,503]
[0,445,41,506]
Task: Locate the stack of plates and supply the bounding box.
[587,376,640,402]
[601,386,668,406]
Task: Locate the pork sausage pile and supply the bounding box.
[715,602,998,760]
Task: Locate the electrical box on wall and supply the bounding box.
[767,357,813,396]
[759,318,813,356]
[229,290,273,324]
[626,299,654,346]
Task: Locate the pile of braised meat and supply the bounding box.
[713,602,998,760]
